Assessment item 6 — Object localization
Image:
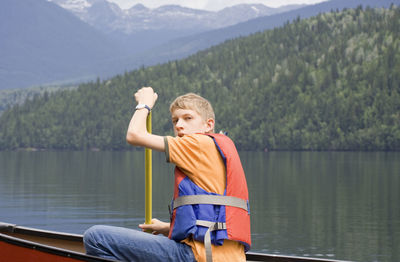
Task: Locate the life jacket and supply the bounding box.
[168,133,251,261]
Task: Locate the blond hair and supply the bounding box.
[170,93,215,130]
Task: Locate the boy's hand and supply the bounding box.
[139,218,170,236]
[135,87,158,109]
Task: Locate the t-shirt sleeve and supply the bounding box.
[164,134,226,194]
[164,135,202,175]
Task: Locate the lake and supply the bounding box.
[0,151,399,262]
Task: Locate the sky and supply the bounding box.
[108,0,328,11]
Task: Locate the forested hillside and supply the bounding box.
[0,85,76,115]
[0,6,399,151]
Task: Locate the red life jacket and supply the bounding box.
[168,134,251,261]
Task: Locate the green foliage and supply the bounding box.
[0,85,76,115]
[1,6,399,151]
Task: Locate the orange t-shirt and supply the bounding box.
[165,134,246,262]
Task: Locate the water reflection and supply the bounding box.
[240,151,400,262]
[0,151,399,262]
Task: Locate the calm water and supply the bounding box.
[0,151,399,262]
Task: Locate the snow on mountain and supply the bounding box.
[48,0,303,34]
[48,0,91,14]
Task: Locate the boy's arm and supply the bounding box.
[126,87,165,152]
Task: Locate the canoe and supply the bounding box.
[0,222,351,262]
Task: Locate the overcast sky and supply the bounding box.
[108,0,328,11]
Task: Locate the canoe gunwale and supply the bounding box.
[0,222,116,262]
[245,252,352,262]
[0,222,17,232]
[0,222,352,262]
[0,222,83,241]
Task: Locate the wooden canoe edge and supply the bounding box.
[245,252,353,262]
[1,222,353,262]
[0,222,115,262]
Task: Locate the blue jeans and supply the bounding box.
[83,225,196,262]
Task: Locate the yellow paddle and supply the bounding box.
[144,111,152,232]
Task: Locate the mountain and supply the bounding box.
[2,0,398,90]
[1,6,399,151]
[53,0,399,73]
[0,0,305,90]
[50,1,303,34]
[137,0,400,64]
[0,0,124,90]
[52,0,400,81]
[49,0,304,53]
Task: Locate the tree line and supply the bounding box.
[0,85,76,116]
[0,5,399,151]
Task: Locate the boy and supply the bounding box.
[84,87,251,262]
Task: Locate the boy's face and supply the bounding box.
[171,108,214,137]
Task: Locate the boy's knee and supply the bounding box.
[83,225,105,245]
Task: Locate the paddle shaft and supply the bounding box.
[145,111,152,230]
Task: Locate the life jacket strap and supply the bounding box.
[196,220,227,262]
[172,195,248,261]
[173,195,248,211]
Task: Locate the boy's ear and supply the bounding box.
[205,118,215,133]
